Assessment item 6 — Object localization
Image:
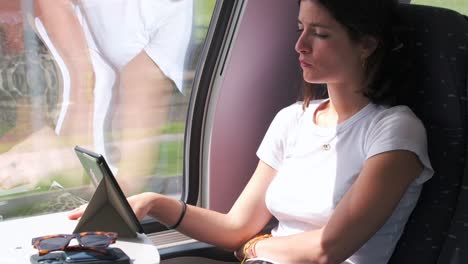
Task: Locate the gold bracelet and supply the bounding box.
[241,234,272,264]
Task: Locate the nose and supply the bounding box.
[295,31,310,54]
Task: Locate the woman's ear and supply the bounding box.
[359,35,378,59]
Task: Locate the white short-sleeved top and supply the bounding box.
[78,0,193,92]
[257,100,434,264]
[37,0,192,141]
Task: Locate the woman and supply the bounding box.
[69,0,433,263]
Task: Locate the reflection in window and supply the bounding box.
[411,0,468,15]
[0,0,216,221]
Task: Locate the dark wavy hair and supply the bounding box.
[299,0,408,107]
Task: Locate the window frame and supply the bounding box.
[142,0,241,234]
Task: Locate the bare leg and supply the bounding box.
[112,50,173,194]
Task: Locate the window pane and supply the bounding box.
[0,0,216,220]
[411,0,468,15]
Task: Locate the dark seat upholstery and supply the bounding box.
[388,4,468,264]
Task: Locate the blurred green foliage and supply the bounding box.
[194,0,217,42]
[411,0,468,15]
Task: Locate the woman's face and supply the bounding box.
[296,0,370,86]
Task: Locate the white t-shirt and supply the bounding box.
[78,0,193,92]
[77,0,192,162]
[35,0,192,156]
[257,100,434,264]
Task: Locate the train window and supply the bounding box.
[0,0,216,223]
[411,0,468,15]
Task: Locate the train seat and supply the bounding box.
[388,4,468,264]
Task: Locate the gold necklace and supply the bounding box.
[314,110,339,151]
[319,131,338,151]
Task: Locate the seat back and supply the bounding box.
[388,4,468,264]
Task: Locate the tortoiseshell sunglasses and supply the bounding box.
[31,232,117,256]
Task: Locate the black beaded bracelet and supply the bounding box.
[169,200,187,229]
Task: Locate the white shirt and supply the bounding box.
[78,0,193,92]
[35,0,192,156]
[257,100,433,264]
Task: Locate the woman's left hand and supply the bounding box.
[67,192,159,220]
[127,192,161,220]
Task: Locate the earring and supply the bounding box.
[361,58,367,69]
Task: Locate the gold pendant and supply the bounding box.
[322,144,331,151]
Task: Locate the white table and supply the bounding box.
[0,212,160,264]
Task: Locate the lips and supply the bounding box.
[299,59,312,68]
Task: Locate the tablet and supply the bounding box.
[73,146,144,238]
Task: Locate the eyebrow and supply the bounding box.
[297,20,331,29]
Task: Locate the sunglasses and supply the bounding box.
[32,232,117,256]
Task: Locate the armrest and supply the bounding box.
[159,241,238,262]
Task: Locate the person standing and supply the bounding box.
[1,0,193,193]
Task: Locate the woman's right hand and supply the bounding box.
[67,203,87,220]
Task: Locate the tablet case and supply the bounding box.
[73,146,144,238]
